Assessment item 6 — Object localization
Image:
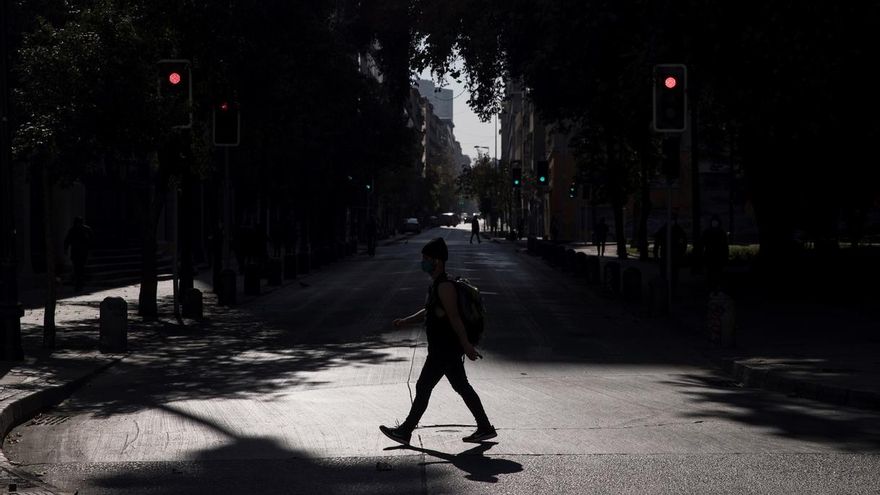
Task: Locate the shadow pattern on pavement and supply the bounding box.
[661,372,880,451]
[385,441,523,483]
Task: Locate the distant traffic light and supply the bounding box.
[569,182,577,199]
[653,64,687,132]
[157,59,192,129]
[512,167,522,188]
[536,160,549,185]
[213,100,240,146]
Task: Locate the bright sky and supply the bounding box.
[419,67,497,166]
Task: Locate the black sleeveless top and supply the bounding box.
[425,273,463,357]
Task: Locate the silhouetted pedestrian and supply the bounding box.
[594,217,609,257]
[701,215,729,291]
[470,215,481,244]
[550,215,560,242]
[63,217,92,291]
[380,237,495,446]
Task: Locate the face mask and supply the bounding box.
[421,260,435,274]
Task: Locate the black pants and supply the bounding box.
[401,353,490,431]
[470,231,481,243]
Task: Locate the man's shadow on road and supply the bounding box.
[385,441,523,482]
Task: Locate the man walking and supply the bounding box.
[63,216,92,291]
[470,215,481,244]
[594,217,609,257]
[380,237,496,445]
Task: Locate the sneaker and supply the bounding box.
[462,425,497,443]
[379,425,412,445]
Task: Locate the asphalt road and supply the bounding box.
[7,226,880,494]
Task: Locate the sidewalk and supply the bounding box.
[509,235,880,411]
[0,234,416,494]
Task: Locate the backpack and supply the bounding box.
[451,276,486,345]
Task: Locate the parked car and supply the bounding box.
[402,217,421,234]
[440,212,460,227]
[427,215,439,228]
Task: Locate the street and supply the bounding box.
[6,227,880,494]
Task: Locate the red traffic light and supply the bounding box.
[664,76,677,89]
[169,72,182,85]
[219,102,229,112]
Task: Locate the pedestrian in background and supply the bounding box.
[594,217,609,257]
[470,215,481,244]
[380,237,495,445]
[701,214,729,292]
[63,216,92,291]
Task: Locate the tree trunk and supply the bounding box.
[179,172,193,292]
[41,164,56,349]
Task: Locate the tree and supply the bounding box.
[13,6,134,345]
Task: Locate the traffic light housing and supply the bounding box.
[213,100,240,146]
[661,135,681,179]
[157,59,192,129]
[512,167,522,188]
[653,64,687,132]
[568,181,577,199]
[536,160,549,185]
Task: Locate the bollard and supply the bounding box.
[219,269,237,306]
[603,262,621,296]
[267,258,283,286]
[708,291,736,347]
[622,267,642,302]
[244,262,261,295]
[648,276,668,316]
[99,297,128,353]
[182,288,203,319]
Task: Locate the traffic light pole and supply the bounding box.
[0,0,23,360]
[223,147,231,270]
[666,177,673,309]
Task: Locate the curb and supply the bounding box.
[666,304,880,412]
[513,239,880,412]
[0,356,123,495]
[718,357,880,411]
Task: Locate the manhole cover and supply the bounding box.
[28,415,70,426]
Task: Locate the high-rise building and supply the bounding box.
[416,79,454,123]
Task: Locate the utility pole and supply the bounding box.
[0,0,23,360]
